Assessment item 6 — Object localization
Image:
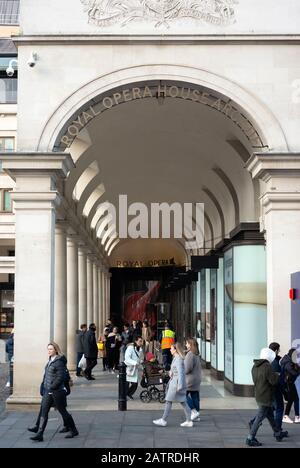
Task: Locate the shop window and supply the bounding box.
[0,289,14,338]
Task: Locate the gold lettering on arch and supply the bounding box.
[60,84,263,149]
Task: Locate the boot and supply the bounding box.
[30,431,44,442]
[59,426,69,433]
[27,425,39,433]
[64,415,79,439]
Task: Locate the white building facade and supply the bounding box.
[1,0,300,405]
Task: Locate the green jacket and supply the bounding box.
[252,359,279,407]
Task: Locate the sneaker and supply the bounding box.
[245,437,262,447]
[153,418,167,427]
[275,434,284,442]
[191,410,200,422]
[282,415,294,424]
[274,430,288,439]
[294,416,300,424]
[180,421,193,427]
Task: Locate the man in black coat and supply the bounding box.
[83,323,98,380]
[75,324,87,377]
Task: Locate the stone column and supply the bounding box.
[102,270,108,323]
[67,237,79,371]
[98,266,103,334]
[247,153,300,354]
[54,222,67,355]
[86,254,94,326]
[1,152,73,407]
[78,246,87,327]
[93,261,99,329]
[107,272,111,321]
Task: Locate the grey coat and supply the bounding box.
[184,351,202,391]
[165,356,187,403]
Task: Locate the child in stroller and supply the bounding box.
[140,352,169,403]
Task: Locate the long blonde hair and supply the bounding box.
[48,342,63,356]
[173,342,185,359]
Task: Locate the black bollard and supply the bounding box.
[9,359,13,394]
[118,362,127,411]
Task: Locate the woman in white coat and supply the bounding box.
[124,336,143,399]
[153,343,192,427]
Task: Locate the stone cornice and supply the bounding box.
[260,192,300,214]
[10,191,61,210]
[0,152,75,181]
[12,34,300,46]
[0,256,15,274]
[246,153,300,182]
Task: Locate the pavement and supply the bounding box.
[0,366,299,448]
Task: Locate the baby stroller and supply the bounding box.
[139,353,169,404]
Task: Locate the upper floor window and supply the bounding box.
[0,189,12,212]
[0,56,17,103]
[0,136,14,151]
[0,0,19,25]
[0,136,15,171]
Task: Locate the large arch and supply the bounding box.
[37,64,288,153]
[34,65,287,264]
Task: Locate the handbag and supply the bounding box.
[97,342,104,351]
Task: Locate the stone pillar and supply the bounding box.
[1,152,73,407]
[98,266,103,334]
[67,237,79,371]
[247,153,300,354]
[107,272,111,321]
[54,223,67,355]
[93,261,99,329]
[101,270,107,324]
[78,246,87,327]
[86,254,93,326]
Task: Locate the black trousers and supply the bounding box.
[127,382,138,397]
[39,390,76,434]
[285,383,300,416]
[85,358,97,378]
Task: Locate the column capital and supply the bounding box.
[1,152,74,181]
[246,152,300,182]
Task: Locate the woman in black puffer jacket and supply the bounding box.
[30,342,78,442]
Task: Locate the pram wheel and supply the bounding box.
[158,391,166,404]
[149,387,160,401]
[140,390,151,403]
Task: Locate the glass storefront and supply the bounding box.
[0,289,14,337]
[224,245,267,386]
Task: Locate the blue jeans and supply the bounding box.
[186,391,200,412]
[249,405,281,439]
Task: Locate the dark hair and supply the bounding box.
[134,335,143,342]
[89,323,96,329]
[269,342,280,353]
[288,348,297,357]
[124,322,130,328]
[80,324,87,330]
[143,321,148,326]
